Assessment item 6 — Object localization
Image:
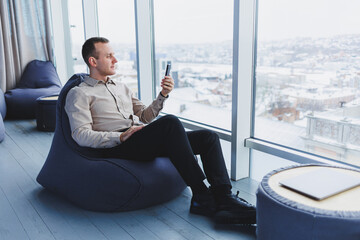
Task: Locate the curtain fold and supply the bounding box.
[0,0,53,92]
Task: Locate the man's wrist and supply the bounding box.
[160,92,169,98]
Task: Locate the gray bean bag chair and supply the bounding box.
[36,73,186,211]
[5,60,62,119]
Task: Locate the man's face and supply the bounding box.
[91,42,118,76]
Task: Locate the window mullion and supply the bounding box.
[231,0,256,180]
[82,0,99,39]
[134,0,154,104]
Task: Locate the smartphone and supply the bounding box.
[165,63,171,76]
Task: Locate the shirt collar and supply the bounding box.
[84,76,116,86]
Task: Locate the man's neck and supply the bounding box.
[89,73,108,83]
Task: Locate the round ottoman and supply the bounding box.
[36,95,58,131]
[256,164,360,240]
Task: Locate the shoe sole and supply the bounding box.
[214,210,256,224]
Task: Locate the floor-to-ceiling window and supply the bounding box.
[97,0,139,97]
[254,0,360,166]
[61,0,360,180]
[153,0,234,130]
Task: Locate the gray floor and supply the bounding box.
[0,119,259,240]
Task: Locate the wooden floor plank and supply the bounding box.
[110,213,162,240]
[47,203,109,240]
[128,188,215,240]
[13,120,53,156]
[0,145,55,240]
[4,120,49,161]
[0,150,78,240]
[130,204,192,240]
[83,211,134,240]
[24,190,86,240]
[0,187,30,240]
[0,136,41,184]
[0,132,108,240]
[0,150,30,240]
[4,121,46,161]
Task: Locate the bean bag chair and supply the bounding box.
[36,73,186,212]
[5,60,62,119]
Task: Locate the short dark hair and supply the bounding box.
[82,37,109,67]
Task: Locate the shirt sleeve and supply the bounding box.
[65,88,122,148]
[132,92,168,123]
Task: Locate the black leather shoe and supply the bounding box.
[214,191,256,224]
[190,191,216,216]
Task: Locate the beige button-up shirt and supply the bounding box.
[65,76,167,148]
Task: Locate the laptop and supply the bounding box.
[279,168,360,200]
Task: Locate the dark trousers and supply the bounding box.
[104,115,231,193]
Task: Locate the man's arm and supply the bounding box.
[132,93,168,123]
[132,76,174,123]
[65,88,122,148]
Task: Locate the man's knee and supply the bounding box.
[204,129,219,142]
[195,129,220,144]
[160,114,182,126]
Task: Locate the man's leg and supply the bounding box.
[105,115,256,224]
[187,129,256,224]
[187,130,231,189]
[104,115,209,195]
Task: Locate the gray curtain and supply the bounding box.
[0,0,53,92]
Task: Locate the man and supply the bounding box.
[65,37,256,224]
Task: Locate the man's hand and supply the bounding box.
[160,76,174,97]
[120,125,144,142]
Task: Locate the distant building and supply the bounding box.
[172,71,179,88]
[266,97,300,123]
[303,105,360,165]
[292,91,355,111]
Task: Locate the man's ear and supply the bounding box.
[89,57,96,67]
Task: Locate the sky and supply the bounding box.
[258,0,360,41]
[153,0,233,44]
[67,0,360,44]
